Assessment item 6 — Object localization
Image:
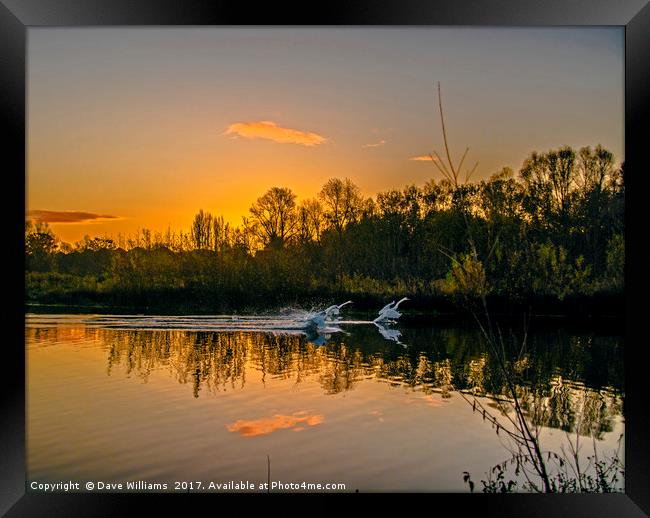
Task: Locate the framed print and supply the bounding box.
[2,0,649,515]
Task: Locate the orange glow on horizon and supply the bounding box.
[27,29,624,245]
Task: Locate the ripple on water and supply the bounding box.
[26,314,625,491]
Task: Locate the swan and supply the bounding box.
[324,300,353,320]
[374,297,409,323]
[308,311,327,329]
[394,297,409,309]
[307,300,353,329]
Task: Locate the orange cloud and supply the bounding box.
[363,140,386,148]
[26,210,120,224]
[226,411,324,438]
[225,121,327,146]
[409,155,439,161]
[419,394,443,407]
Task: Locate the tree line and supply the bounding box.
[25,144,624,313]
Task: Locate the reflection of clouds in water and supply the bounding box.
[226,411,324,437]
[404,394,444,408]
[419,394,444,408]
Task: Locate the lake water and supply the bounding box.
[25,312,624,492]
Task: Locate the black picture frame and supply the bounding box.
[3,0,648,515]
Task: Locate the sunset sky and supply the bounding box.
[27,27,624,244]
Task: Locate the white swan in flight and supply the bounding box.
[323,300,353,320]
[307,300,353,329]
[374,297,409,323]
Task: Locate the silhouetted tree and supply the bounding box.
[191,209,214,250]
[249,187,298,249]
[319,178,362,236]
[25,221,57,271]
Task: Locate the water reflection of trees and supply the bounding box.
[514,378,622,440]
[87,324,624,435]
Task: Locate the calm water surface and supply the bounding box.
[26,313,624,492]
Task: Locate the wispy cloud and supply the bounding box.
[363,139,386,148]
[225,411,324,438]
[409,154,439,161]
[225,120,327,147]
[26,210,120,224]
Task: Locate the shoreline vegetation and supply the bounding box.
[26,143,623,320]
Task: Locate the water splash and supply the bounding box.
[26,299,407,347]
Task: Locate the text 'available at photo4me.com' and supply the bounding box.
[28,480,349,493]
